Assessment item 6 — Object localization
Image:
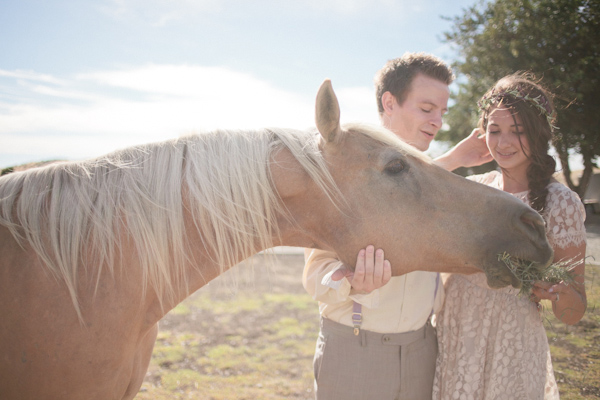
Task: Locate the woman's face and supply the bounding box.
[485,106,531,173]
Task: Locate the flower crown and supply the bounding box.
[477,86,558,131]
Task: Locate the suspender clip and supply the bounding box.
[352,302,362,336]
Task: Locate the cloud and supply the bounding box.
[99,0,223,26]
[0,65,377,167]
[0,69,66,85]
[99,0,408,25]
[300,0,402,15]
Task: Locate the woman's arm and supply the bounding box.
[531,242,587,325]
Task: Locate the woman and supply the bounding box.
[433,73,587,400]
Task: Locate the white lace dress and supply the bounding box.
[433,171,586,400]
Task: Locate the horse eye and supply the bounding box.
[384,160,405,175]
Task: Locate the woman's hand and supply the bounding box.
[531,281,566,303]
[530,243,587,325]
[530,279,587,325]
[331,245,392,293]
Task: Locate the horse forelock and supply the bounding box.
[343,122,433,164]
[0,127,339,319]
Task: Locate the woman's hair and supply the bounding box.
[477,72,557,214]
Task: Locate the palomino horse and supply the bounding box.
[0,80,552,399]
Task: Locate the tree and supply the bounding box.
[439,0,600,196]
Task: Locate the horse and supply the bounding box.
[0,79,552,399]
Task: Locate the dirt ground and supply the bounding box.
[136,253,319,399]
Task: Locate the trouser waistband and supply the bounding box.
[320,317,430,347]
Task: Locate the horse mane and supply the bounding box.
[0,122,411,319]
[344,121,433,163]
[0,127,341,318]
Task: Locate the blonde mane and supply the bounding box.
[0,122,412,319]
[0,127,340,318]
[344,121,433,163]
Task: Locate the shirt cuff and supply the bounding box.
[321,268,351,301]
[321,269,342,289]
[321,268,381,307]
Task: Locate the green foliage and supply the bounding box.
[442,0,600,194]
[498,252,578,295]
[1,167,14,176]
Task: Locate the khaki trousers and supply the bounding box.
[313,317,437,400]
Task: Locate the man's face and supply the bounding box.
[382,73,450,151]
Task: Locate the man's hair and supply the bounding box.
[374,52,455,114]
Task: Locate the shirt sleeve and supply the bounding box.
[302,248,381,308]
[467,170,497,185]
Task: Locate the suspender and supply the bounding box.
[352,273,440,336]
[352,300,363,335]
[430,273,441,319]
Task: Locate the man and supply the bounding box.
[303,52,490,400]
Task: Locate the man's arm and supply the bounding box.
[302,246,391,305]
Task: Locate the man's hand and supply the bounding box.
[331,245,392,293]
[434,128,493,171]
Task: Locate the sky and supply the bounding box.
[0,0,481,169]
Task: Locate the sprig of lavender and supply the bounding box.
[498,252,580,296]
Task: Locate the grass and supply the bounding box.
[134,253,600,400]
[134,254,319,400]
[542,259,600,399]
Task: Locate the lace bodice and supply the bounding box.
[470,171,586,250]
[463,171,586,291]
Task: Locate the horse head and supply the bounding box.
[298,79,553,288]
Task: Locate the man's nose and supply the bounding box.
[430,112,442,129]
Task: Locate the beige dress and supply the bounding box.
[433,171,586,400]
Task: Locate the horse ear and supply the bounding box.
[315,79,342,143]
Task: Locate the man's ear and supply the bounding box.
[381,91,398,116]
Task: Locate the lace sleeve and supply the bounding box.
[545,184,587,250]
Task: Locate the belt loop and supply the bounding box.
[360,329,367,347]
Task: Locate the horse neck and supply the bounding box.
[267,146,339,252]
